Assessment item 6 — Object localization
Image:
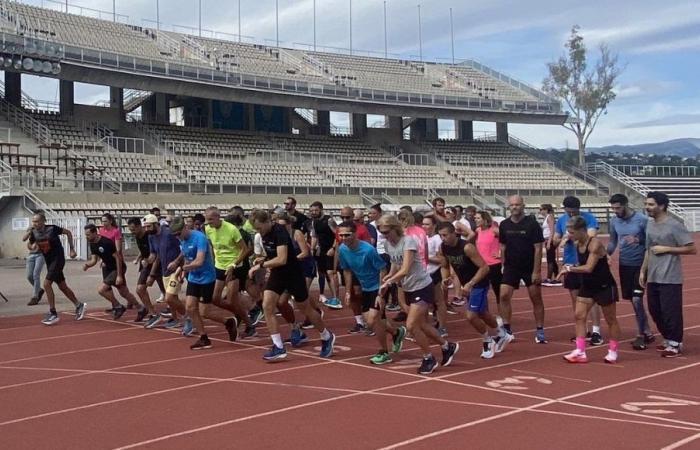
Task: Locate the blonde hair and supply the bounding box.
[397,209,415,228]
[376,213,404,237]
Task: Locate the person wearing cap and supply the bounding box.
[143,213,188,331]
[170,216,238,349]
[127,217,164,329]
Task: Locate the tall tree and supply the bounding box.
[543,26,622,166]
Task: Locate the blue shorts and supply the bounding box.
[467,286,489,314]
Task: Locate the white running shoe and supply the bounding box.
[563,349,588,363]
[480,340,496,359]
[494,332,514,353]
[604,350,618,364]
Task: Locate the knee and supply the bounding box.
[136,285,147,295]
[98,285,110,295]
[186,303,198,316]
[574,309,588,323]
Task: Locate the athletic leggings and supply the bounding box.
[546,244,559,278]
[488,263,502,303]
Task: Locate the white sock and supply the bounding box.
[592,325,601,334]
[354,315,364,325]
[271,333,283,348]
[320,328,331,340]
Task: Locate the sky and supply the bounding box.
[13,0,700,149]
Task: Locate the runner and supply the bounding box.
[419,214,449,337]
[438,222,504,359]
[127,217,162,328]
[539,204,561,287]
[641,191,697,357]
[28,212,86,325]
[498,195,546,345]
[559,216,621,364]
[607,194,654,349]
[308,201,340,309]
[474,210,502,304]
[368,203,400,312]
[204,206,255,340]
[21,226,45,305]
[249,210,336,361]
[283,197,307,231]
[226,211,264,326]
[83,224,144,321]
[100,213,139,310]
[553,196,603,345]
[338,220,406,365]
[170,217,237,349]
[377,214,458,375]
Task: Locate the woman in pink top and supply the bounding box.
[99,214,137,306]
[475,210,502,303]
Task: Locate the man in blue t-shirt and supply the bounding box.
[607,194,654,350]
[337,221,405,365]
[552,196,603,344]
[171,217,237,350]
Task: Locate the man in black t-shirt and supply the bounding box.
[284,197,308,232]
[248,209,336,362]
[497,195,546,345]
[83,224,143,321]
[308,201,340,307]
[28,213,86,326]
[127,217,162,327]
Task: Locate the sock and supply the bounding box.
[482,331,492,343]
[354,315,364,325]
[503,323,512,334]
[609,340,619,352]
[50,308,57,315]
[320,328,331,341]
[575,337,586,353]
[271,333,283,349]
[592,325,601,334]
[537,326,544,332]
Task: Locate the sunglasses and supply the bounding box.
[338,233,353,238]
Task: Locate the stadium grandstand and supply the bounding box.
[0,0,697,259]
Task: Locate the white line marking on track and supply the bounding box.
[659,432,700,450]
[512,369,592,383]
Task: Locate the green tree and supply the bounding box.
[543,26,622,167]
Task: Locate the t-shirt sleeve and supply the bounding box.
[148,235,157,255]
[586,213,599,230]
[403,236,419,253]
[273,226,289,248]
[673,221,693,246]
[338,246,348,270]
[555,215,566,236]
[195,233,209,253]
[371,249,387,272]
[530,218,545,243]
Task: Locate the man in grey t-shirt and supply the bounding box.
[641,192,696,357]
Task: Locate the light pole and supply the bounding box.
[113,0,116,22]
[349,0,352,55]
[313,0,317,51]
[383,1,387,58]
[156,0,160,30]
[275,0,279,47]
[418,4,422,61]
[450,7,455,64]
[198,0,202,37]
[238,0,241,42]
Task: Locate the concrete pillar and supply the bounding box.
[316,110,330,135]
[154,93,169,125]
[246,103,256,131]
[59,80,74,116]
[410,118,427,142]
[388,116,403,140]
[4,71,21,107]
[109,87,124,120]
[456,120,473,141]
[351,113,367,138]
[496,121,509,143]
[206,99,213,128]
[283,107,292,134]
[425,118,438,141]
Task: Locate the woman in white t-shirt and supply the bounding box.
[540,204,561,286]
[421,214,448,338]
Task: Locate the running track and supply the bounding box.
[1,238,699,449]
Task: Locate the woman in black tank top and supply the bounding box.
[558,217,621,364]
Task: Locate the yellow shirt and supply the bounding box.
[205,221,242,270]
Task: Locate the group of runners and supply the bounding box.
[22,191,696,373]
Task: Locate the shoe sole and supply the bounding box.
[442,343,459,367]
[76,304,87,321]
[481,352,495,359]
[496,335,513,353]
[263,353,288,361]
[604,358,617,364]
[418,365,437,375]
[535,337,548,344]
[41,319,60,326]
[563,356,589,363]
[191,344,212,350]
[370,358,392,365]
[320,334,336,358]
[326,305,343,310]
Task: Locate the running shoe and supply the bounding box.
[392,326,407,353]
[135,306,148,323]
[41,311,59,325]
[104,307,114,313]
[248,306,264,326]
[263,345,287,361]
[242,324,257,338]
[319,294,328,305]
[445,304,458,315]
[325,297,342,309]
[370,351,392,365]
[535,329,548,344]
[27,296,40,306]
[450,297,466,307]
[385,303,401,312]
[440,342,459,367]
[160,307,173,318]
[418,355,438,375]
[494,332,514,353]
[75,302,87,321]
[225,317,238,342]
[563,350,588,363]
[144,314,162,329]
[181,318,195,337]
[364,328,376,337]
[632,335,647,350]
[301,319,314,330]
[438,326,448,338]
[542,279,562,287]
[481,340,496,359]
[112,304,127,320]
[319,332,336,358]
[348,323,366,334]
[656,341,669,352]
[190,335,212,350]
[589,332,604,346]
[155,293,165,303]
[604,350,618,364]
[661,345,681,358]
[126,302,136,310]
[290,328,307,348]
[163,318,181,329]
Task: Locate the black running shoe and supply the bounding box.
[190,335,212,350]
[589,332,604,346]
[440,342,459,367]
[135,307,148,323]
[112,304,127,320]
[225,317,238,342]
[418,355,438,375]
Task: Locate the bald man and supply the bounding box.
[496,195,546,350]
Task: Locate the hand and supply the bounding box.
[69,249,77,259]
[115,276,124,286]
[492,252,501,260]
[374,294,385,311]
[132,259,139,265]
[146,275,155,287]
[531,272,542,285]
[253,257,265,266]
[176,271,185,283]
[344,292,351,307]
[442,278,451,289]
[556,271,566,281]
[166,261,178,272]
[82,263,89,272]
[650,245,670,255]
[639,271,646,287]
[623,235,638,245]
[461,283,473,297]
[248,264,261,279]
[545,241,551,250]
[326,248,335,257]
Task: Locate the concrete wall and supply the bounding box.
[0,196,32,259]
[73,105,123,130]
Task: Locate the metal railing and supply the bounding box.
[102,136,145,153]
[610,164,697,177]
[123,89,152,112]
[0,97,52,144]
[0,159,12,193]
[0,78,39,111]
[23,187,58,217]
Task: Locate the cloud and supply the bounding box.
[630,35,700,54]
[623,114,700,129]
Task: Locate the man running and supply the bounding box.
[204,206,255,340]
[249,210,336,361]
[607,194,654,350]
[309,201,341,308]
[439,222,504,359]
[127,217,162,328]
[498,195,546,345]
[338,221,406,365]
[641,191,697,357]
[83,224,144,321]
[378,214,458,375]
[28,213,86,325]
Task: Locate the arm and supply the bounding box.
[640,247,650,286]
[439,248,451,286]
[650,244,697,256]
[167,253,184,272]
[567,239,605,274]
[61,228,77,258]
[83,254,99,271]
[183,250,206,272]
[606,221,618,256]
[461,244,489,295]
[255,245,288,271]
[294,230,310,259]
[532,241,543,283]
[232,238,249,267]
[343,269,354,306]
[22,228,32,242]
[500,243,506,269]
[383,249,415,287]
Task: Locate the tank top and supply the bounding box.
[475,225,500,266]
[441,239,488,288]
[542,214,553,240]
[577,239,615,291]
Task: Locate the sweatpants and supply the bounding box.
[646,283,683,344]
